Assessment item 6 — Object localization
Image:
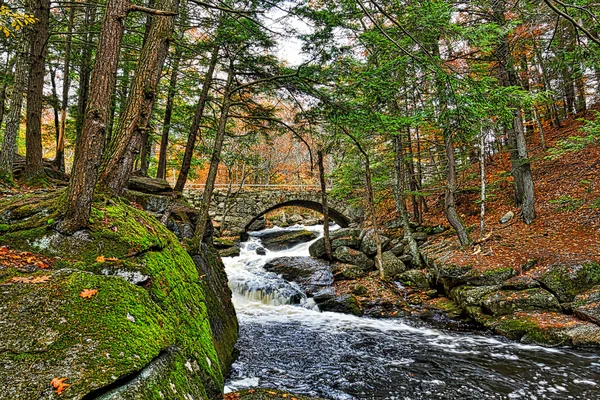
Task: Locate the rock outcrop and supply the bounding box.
[0,192,238,399]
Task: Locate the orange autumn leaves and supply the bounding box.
[0,246,53,269]
[79,288,98,299]
[50,377,71,395]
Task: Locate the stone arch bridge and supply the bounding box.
[184,185,364,235]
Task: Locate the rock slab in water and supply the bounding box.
[255,229,317,251]
[318,294,362,316]
[264,256,333,300]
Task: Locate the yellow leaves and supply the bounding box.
[6,275,50,284]
[79,289,98,299]
[95,255,119,263]
[50,377,71,395]
[0,6,36,37]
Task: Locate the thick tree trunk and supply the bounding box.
[99,0,179,195]
[189,69,233,252]
[56,5,75,172]
[174,45,219,192]
[75,3,97,138]
[156,51,180,179]
[444,131,471,247]
[24,0,50,181]
[513,110,535,224]
[0,41,28,182]
[393,135,421,268]
[317,149,333,261]
[60,0,130,233]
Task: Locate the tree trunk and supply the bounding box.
[317,149,333,261]
[444,131,471,247]
[174,45,219,192]
[393,135,421,268]
[492,0,536,224]
[50,67,61,146]
[99,0,179,195]
[24,0,50,181]
[189,68,233,253]
[60,0,130,233]
[479,126,486,237]
[75,3,98,138]
[0,40,28,182]
[156,51,180,179]
[56,5,75,172]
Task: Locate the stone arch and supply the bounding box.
[243,199,351,232]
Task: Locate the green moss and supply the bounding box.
[489,315,569,345]
[539,262,600,303]
[0,224,8,232]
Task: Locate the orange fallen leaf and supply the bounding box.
[50,377,71,395]
[79,289,98,299]
[95,255,106,263]
[30,275,51,284]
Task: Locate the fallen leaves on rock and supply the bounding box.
[79,289,98,299]
[5,275,51,284]
[0,246,53,269]
[50,377,70,395]
[95,255,119,263]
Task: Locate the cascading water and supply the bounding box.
[223,225,600,399]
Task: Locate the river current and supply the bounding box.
[222,225,600,400]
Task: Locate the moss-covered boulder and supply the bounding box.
[486,312,600,347]
[482,289,561,316]
[397,269,430,290]
[318,294,362,316]
[308,229,362,258]
[381,251,406,280]
[332,262,367,280]
[0,195,238,399]
[333,246,374,271]
[538,262,600,303]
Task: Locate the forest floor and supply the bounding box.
[393,105,600,279]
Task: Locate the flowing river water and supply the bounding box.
[222,225,600,399]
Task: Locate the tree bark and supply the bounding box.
[156,50,180,179]
[75,3,98,139]
[317,149,333,261]
[174,45,219,192]
[444,130,471,247]
[56,5,75,172]
[189,68,233,253]
[393,135,422,267]
[0,40,28,182]
[99,0,179,195]
[24,0,50,181]
[60,0,130,233]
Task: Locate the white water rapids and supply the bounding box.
[222,225,600,399]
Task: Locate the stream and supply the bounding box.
[222,225,600,399]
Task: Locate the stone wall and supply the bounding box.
[184,188,364,235]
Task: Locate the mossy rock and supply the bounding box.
[482,289,561,316]
[319,294,362,316]
[0,195,238,399]
[397,269,430,290]
[486,312,600,347]
[462,266,516,286]
[538,262,600,303]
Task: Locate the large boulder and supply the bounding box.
[359,229,390,257]
[127,175,172,194]
[482,289,561,316]
[263,257,333,299]
[332,262,367,281]
[318,294,362,316]
[381,251,406,280]
[0,194,237,399]
[538,262,600,303]
[397,269,430,290]
[254,229,317,251]
[332,246,374,271]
